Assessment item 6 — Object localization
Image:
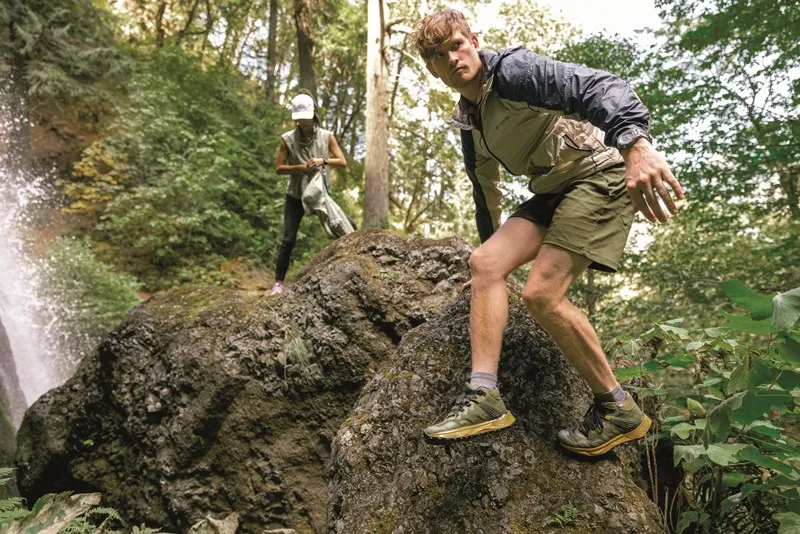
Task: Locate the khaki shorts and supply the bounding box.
[509,165,633,272]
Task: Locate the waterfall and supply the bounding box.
[0,87,66,425]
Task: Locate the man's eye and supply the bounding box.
[434,52,444,60]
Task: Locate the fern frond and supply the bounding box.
[0,506,29,523]
[87,506,121,520]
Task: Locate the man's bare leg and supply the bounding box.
[423,218,544,444]
[522,245,650,456]
[521,244,615,392]
[468,218,546,376]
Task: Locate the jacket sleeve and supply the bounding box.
[461,130,502,242]
[493,49,650,149]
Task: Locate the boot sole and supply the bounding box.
[560,414,652,457]
[423,412,516,445]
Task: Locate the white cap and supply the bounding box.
[291,94,315,120]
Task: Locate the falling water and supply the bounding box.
[0,90,65,425]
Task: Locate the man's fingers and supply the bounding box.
[629,188,656,223]
[664,169,684,200]
[654,176,678,216]
[641,179,668,222]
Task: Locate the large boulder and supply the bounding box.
[328,292,664,533]
[15,230,471,533]
[0,315,26,428]
[0,317,19,497]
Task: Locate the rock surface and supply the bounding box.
[328,292,664,534]
[15,230,471,533]
[1,317,20,497]
[0,315,26,428]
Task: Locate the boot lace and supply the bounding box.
[579,401,612,435]
[448,389,485,417]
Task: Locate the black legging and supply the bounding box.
[275,195,304,281]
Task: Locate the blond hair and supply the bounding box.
[411,9,473,60]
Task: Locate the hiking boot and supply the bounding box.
[423,385,515,444]
[271,281,284,295]
[557,392,651,457]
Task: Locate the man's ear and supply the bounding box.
[471,33,479,49]
[425,61,439,79]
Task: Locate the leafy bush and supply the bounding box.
[63,47,299,290]
[608,281,800,533]
[37,237,140,367]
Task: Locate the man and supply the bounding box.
[412,10,684,456]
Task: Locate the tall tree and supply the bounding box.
[294,0,316,96]
[362,0,389,227]
[0,0,120,172]
[265,0,279,101]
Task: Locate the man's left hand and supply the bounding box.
[620,139,685,223]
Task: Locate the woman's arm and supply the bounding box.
[275,139,309,175]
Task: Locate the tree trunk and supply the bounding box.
[776,163,800,220]
[155,1,167,48]
[265,0,279,102]
[293,0,316,97]
[363,0,390,228]
[176,0,201,45]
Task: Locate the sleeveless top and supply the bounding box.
[281,126,332,199]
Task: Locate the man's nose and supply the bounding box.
[447,51,459,66]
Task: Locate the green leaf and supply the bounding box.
[776,512,800,534]
[777,334,800,365]
[705,327,729,338]
[732,389,793,426]
[722,312,779,334]
[613,366,642,381]
[738,446,795,475]
[676,511,700,534]
[665,354,696,369]
[722,472,756,487]
[659,323,691,339]
[773,287,800,331]
[687,398,706,417]
[719,279,774,320]
[728,362,750,393]
[686,341,704,351]
[707,392,745,439]
[747,359,776,389]
[670,422,697,440]
[674,443,748,467]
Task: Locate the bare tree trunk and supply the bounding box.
[265,0,279,102]
[176,0,201,45]
[155,1,167,48]
[776,163,799,220]
[363,0,390,228]
[293,0,316,97]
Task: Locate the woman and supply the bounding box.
[272,90,349,294]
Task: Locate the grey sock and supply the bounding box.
[595,383,626,403]
[469,372,497,390]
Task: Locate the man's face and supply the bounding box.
[425,31,482,91]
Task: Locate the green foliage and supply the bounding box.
[71,46,291,290]
[609,280,800,533]
[0,471,159,533]
[0,0,125,102]
[37,237,140,366]
[547,502,579,528]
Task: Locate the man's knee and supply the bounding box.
[468,246,505,280]
[521,284,560,318]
